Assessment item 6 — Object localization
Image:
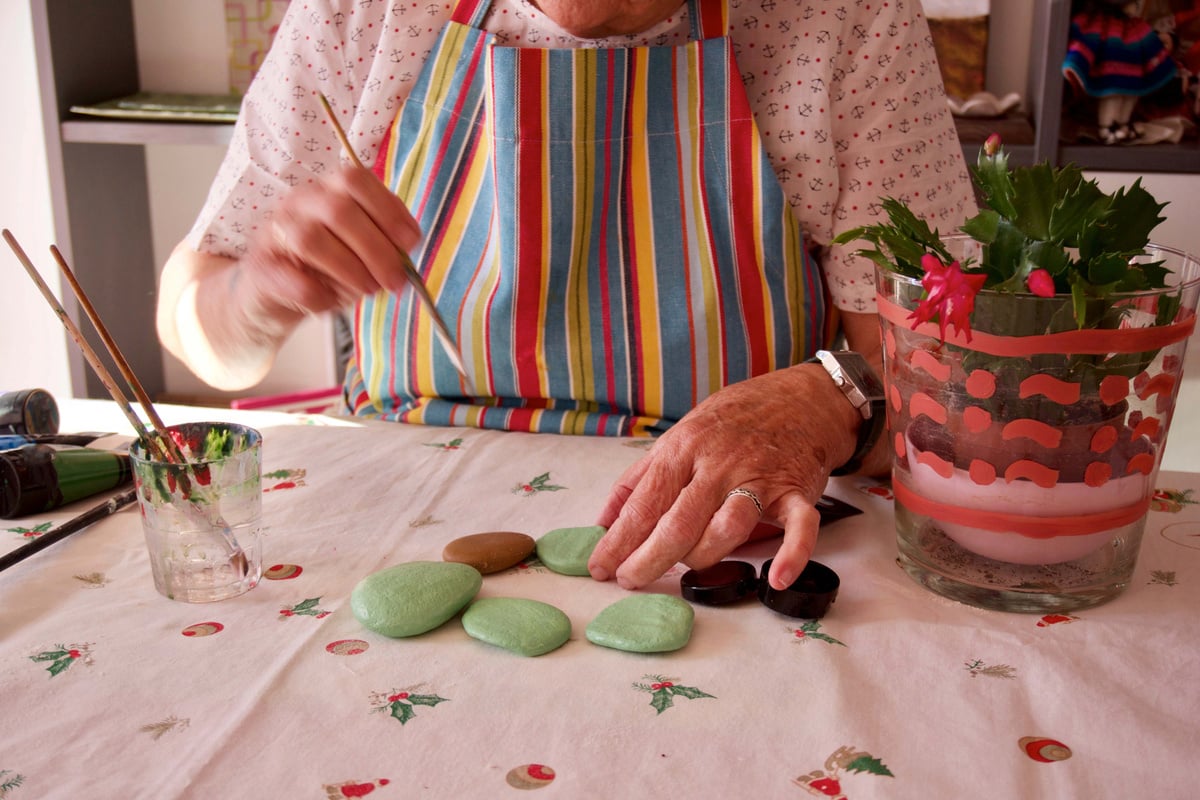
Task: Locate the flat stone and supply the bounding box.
[535,525,607,576]
[442,531,536,574]
[461,597,572,657]
[350,561,482,638]
[585,593,695,653]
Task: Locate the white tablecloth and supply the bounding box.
[2,401,1198,799]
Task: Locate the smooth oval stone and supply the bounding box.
[585,593,694,653]
[442,531,536,574]
[351,561,482,638]
[535,525,607,576]
[461,597,572,657]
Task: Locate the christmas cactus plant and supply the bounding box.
[833,135,1182,390]
[835,135,1172,328]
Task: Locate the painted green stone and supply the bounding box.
[461,597,572,657]
[535,525,607,576]
[350,561,482,638]
[585,593,695,653]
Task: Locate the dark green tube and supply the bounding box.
[0,444,132,519]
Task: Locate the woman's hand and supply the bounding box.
[587,363,860,591]
[588,312,885,592]
[241,164,421,319]
[158,164,421,390]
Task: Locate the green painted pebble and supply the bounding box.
[350,561,482,638]
[585,593,695,653]
[461,597,572,657]
[535,525,607,576]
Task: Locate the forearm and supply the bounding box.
[157,241,302,391]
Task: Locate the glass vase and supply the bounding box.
[878,240,1200,612]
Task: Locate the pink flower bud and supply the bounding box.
[1026,268,1056,297]
[984,133,1001,157]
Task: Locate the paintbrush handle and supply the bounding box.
[317,94,472,391]
[2,230,167,462]
[0,488,137,573]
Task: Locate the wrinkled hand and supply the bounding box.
[239,164,421,323]
[587,364,860,591]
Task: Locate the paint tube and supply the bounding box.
[0,389,59,435]
[0,433,114,451]
[0,444,133,519]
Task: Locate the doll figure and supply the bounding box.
[1062,0,1179,143]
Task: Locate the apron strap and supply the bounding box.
[452,0,729,41]
[451,0,491,27]
[689,0,729,41]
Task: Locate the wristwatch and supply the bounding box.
[806,350,886,476]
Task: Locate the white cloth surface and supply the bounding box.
[187,0,976,314]
[1,400,1198,799]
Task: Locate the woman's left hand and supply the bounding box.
[587,363,860,591]
[588,311,885,592]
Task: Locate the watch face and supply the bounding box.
[818,351,884,414]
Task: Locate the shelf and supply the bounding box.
[61,118,233,146]
[1058,141,1200,174]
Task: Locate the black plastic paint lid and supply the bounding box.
[680,558,841,619]
[757,558,839,619]
[680,560,759,605]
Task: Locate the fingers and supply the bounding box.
[592,480,766,591]
[594,457,650,529]
[265,165,422,302]
[680,488,764,568]
[587,458,691,584]
[765,492,821,590]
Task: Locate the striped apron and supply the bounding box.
[343,0,827,436]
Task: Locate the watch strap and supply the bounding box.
[806,350,886,476]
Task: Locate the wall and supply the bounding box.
[0,2,70,400]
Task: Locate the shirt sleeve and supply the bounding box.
[738,0,977,313]
[188,0,450,258]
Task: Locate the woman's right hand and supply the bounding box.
[242,164,422,318]
[157,164,421,390]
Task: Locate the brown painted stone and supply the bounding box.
[442,531,536,574]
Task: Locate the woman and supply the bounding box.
[157,0,974,592]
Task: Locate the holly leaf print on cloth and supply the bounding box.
[371,689,449,726]
[632,675,715,715]
[279,598,330,619]
[789,620,845,647]
[1150,488,1197,512]
[29,643,92,677]
[424,437,463,451]
[513,472,565,496]
[140,716,190,741]
[264,468,307,492]
[0,769,26,796]
[965,659,1017,679]
[7,522,51,540]
[1149,570,1178,586]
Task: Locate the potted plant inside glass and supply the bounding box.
[834,136,1200,613]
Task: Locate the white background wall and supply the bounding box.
[2,0,1197,423]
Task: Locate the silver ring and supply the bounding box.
[726,487,763,516]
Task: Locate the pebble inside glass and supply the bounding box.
[130,422,263,602]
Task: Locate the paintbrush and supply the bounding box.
[317,93,474,393]
[3,230,246,572]
[0,488,137,573]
